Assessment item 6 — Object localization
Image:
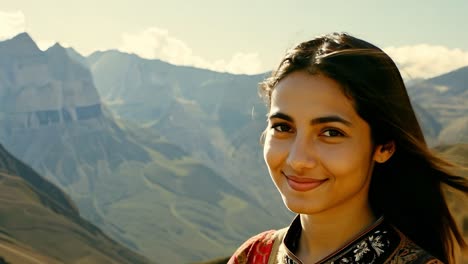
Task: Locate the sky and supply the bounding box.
[1,0,468,79]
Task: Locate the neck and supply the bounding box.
[296,200,376,263]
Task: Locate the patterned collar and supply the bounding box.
[281,215,402,264]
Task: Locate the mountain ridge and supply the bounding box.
[0,33,41,57]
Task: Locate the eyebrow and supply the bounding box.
[268,112,353,127]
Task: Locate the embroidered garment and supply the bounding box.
[228,216,443,264]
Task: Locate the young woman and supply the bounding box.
[228,33,467,264]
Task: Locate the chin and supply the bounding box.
[281,195,325,215]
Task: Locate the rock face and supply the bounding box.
[0,33,101,131]
[0,33,115,187]
[88,50,275,195]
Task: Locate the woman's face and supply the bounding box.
[263,71,382,215]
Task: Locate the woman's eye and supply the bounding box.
[321,129,344,137]
[272,123,292,132]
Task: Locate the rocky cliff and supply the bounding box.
[0,33,101,131]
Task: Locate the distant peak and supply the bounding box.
[430,65,468,78]
[450,65,468,75]
[66,46,79,54]
[46,42,66,52]
[4,32,39,49]
[428,65,468,84]
[0,32,41,54]
[45,42,68,58]
[11,32,34,42]
[51,42,64,49]
[7,32,37,48]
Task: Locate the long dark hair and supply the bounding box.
[259,32,467,263]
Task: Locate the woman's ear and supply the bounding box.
[373,141,396,163]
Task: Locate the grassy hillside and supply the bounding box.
[86,124,290,262]
[0,234,61,264]
[0,144,152,264]
[1,114,291,262]
[436,144,468,263]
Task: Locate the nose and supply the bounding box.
[286,134,317,172]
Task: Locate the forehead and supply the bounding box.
[270,71,357,119]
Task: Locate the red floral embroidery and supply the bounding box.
[228,230,276,264]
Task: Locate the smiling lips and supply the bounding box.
[284,173,328,192]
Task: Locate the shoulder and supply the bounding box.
[228,230,278,264]
[388,228,444,264]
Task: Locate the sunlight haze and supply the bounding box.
[1,0,467,78]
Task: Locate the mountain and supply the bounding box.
[407,66,468,144]
[412,103,442,145]
[0,35,100,121]
[87,49,291,215]
[434,143,468,264]
[0,144,152,264]
[66,47,90,68]
[438,116,468,145]
[427,66,468,95]
[0,33,290,262]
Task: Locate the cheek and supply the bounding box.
[263,136,288,170]
[317,142,372,176]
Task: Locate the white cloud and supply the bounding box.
[0,10,26,40]
[213,53,263,75]
[0,10,56,52]
[3,14,465,79]
[384,44,468,79]
[118,27,263,75]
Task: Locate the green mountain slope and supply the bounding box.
[0,144,152,264]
